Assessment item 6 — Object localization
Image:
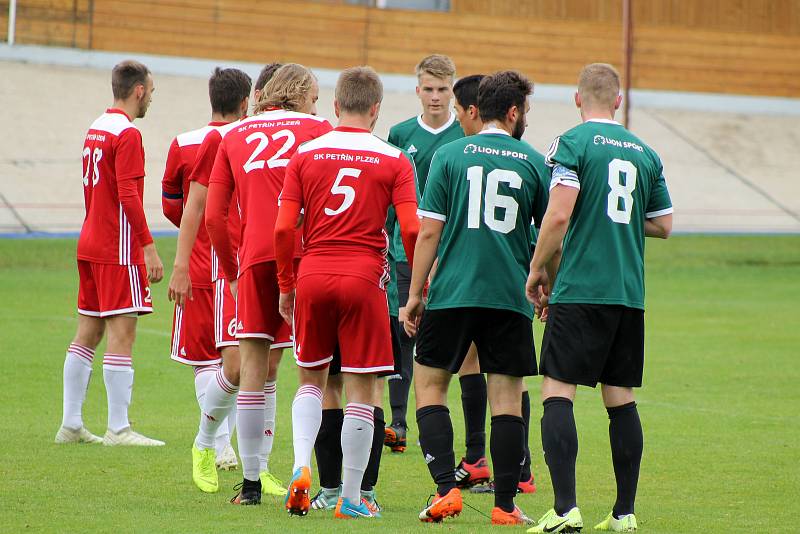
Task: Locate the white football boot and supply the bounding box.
[55,426,103,444]
[102,427,165,446]
[216,443,238,470]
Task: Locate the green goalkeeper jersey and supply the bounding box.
[388,113,464,263]
[545,119,673,309]
[420,128,550,319]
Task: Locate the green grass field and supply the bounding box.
[1,235,798,533]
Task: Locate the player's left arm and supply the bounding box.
[116,129,162,282]
[161,138,184,228]
[645,170,674,239]
[393,153,421,266]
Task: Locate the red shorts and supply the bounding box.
[235,261,294,348]
[294,273,393,373]
[170,287,221,366]
[214,278,239,349]
[77,260,153,317]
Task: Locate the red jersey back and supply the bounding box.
[162,122,229,289]
[280,126,417,286]
[77,109,147,265]
[190,123,243,281]
[209,110,332,274]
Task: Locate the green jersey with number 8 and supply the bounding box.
[546,119,673,309]
[419,128,550,319]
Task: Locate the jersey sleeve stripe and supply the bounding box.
[162,191,183,199]
[417,209,446,222]
[645,207,674,218]
[545,137,560,166]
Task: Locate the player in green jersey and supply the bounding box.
[384,54,465,453]
[526,64,673,534]
[405,71,549,526]
[451,74,538,495]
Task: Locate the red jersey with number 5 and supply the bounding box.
[280,126,417,286]
[78,108,152,266]
[208,110,332,276]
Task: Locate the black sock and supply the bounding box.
[520,390,532,480]
[314,408,343,489]
[389,333,414,427]
[608,402,643,518]
[459,374,487,463]
[541,397,578,515]
[416,405,456,496]
[362,406,385,491]
[490,414,525,513]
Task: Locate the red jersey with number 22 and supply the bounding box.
[209,110,332,276]
[280,126,417,286]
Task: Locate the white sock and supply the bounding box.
[215,423,231,456]
[259,381,277,472]
[291,384,323,472]
[193,365,218,410]
[62,344,94,430]
[341,403,375,503]
[237,391,265,481]
[103,354,134,433]
[195,368,238,451]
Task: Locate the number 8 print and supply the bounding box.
[607,158,637,224]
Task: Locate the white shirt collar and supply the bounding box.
[478,125,511,136]
[587,118,621,125]
[417,112,456,135]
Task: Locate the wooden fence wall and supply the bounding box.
[2,0,799,97]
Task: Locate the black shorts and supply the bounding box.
[329,314,402,377]
[540,303,644,388]
[415,307,537,377]
[395,261,411,308]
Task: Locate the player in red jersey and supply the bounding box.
[275,66,419,519]
[162,67,252,486]
[56,60,165,447]
[167,63,286,495]
[205,63,332,505]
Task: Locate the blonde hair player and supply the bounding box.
[204,63,332,505]
[383,54,464,454]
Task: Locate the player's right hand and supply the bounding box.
[168,263,192,307]
[279,289,295,326]
[144,243,164,284]
[403,294,425,337]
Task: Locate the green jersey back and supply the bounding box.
[388,113,464,262]
[420,129,550,319]
[546,119,673,309]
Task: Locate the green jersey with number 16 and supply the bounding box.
[419,128,550,319]
[546,119,673,310]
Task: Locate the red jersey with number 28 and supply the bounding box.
[78,108,152,266]
[208,110,332,277]
[162,122,229,289]
[280,126,417,286]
